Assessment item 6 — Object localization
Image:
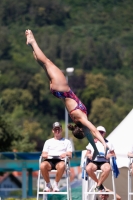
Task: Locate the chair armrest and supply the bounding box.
[128,157,133,168]
[39,155,42,167]
[64,156,70,165]
[110,156,120,178]
[109,156,115,165]
[82,156,88,168]
[110,156,117,170]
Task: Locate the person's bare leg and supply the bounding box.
[86,163,98,183]
[40,161,51,183]
[55,161,65,182]
[25,29,69,92]
[97,163,111,186]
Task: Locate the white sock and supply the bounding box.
[54,181,58,186]
[46,182,51,187]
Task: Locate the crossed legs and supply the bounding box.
[86,162,111,187]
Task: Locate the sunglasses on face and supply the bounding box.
[53,127,61,131]
[99,131,105,134]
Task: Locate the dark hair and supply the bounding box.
[68,124,85,139]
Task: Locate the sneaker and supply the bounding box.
[99,184,105,190]
[53,183,59,192]
[94,184,105,192]
[94,186,100,192]
[44,184,52,192]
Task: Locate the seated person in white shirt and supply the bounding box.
[85,126,116,192]
[40,122,72,192]
[127,144,133,176]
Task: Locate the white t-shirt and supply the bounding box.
[42,138,72,156]
[86,140,114,162]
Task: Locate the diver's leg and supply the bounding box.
[25,29,69,91]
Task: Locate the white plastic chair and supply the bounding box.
[37,155,72,200]
[81,150,117,200]
[128,157,133,200]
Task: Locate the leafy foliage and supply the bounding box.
[0,0,133,151]
[0,113,36,152]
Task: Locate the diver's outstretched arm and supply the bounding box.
[83,126,99,160]
[79,117,108,155]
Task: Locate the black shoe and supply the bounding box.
[99,184,105,190]
[94,184,105,192]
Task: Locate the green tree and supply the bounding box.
[89,97,124,134]
[81,73,109,108]
[0,115,36,152]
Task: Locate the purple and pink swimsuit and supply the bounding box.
[51,89,87,115]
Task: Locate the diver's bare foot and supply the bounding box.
[25,29,36,45]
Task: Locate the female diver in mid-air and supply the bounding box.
[25,29,108,158]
